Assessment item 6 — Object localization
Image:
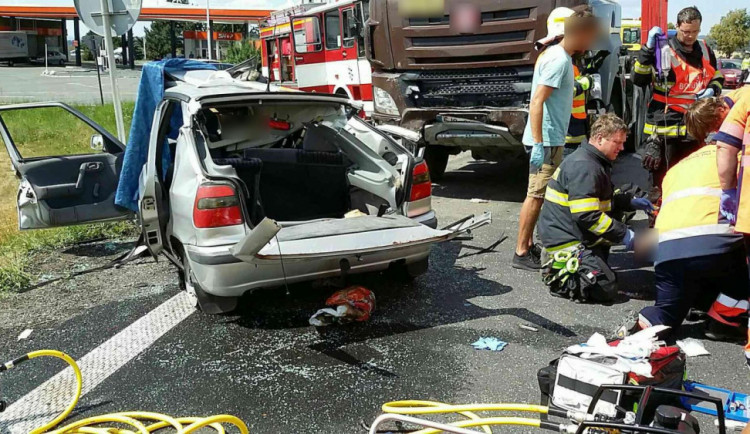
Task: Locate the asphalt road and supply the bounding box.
[0,152,748,433]
[0,64,140,103]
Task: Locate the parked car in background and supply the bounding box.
[0,70,490,314]
[36,49,67,66]
[719,59,743,89]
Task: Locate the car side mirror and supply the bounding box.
[90,134,105,152]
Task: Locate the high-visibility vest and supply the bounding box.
[735,142,750,234]
[742,57,750,71]
[571,65,587,120]
[655,145,743,264]
[651,40,716,114]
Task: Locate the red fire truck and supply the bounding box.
[260,1,373,114]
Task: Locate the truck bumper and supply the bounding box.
[373,107,528,149]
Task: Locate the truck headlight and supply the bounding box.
[374,86,400,116]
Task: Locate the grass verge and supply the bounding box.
[0,102,137,293]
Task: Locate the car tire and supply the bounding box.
[390,257,429,281]
[179,250,238,314]
[59,60,65,66]
[424,146,450,181]
[7,60,13,67]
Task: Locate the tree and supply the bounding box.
[667,22,676,30]
[224,41,261,65]
[144,21,184,59]
[709,9,750,57]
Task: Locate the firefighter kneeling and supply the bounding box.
[538,114,652,302]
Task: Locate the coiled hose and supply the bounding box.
[0,350,249,434]
[374,400,569,434]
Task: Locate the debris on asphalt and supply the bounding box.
[677,338,711,357]
[471,337,507,352]
[470,198,490,203]
[344,209,367,218]
[17,329,32,340]
[519,324,539,332]
[309,286,375,326]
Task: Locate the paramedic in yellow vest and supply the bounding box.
[633,7,723,191]
[715,85,750,236]
[625,105,749,357]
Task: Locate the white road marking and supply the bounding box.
[0,292,194,433]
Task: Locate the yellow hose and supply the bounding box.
[382,400,550,415]
[412,416,543,434]
[380,400,553,434]
[3,350,249,434]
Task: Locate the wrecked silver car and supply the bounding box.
[0,73,490,314]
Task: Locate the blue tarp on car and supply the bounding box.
[115,59,217,212]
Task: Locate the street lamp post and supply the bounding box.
[206,0,212,60]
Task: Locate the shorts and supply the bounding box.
[526,146,563,199]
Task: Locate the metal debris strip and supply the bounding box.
[0,292,194,434]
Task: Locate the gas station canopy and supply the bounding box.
[0,0,275,21]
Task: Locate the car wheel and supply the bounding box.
[390,257,429,281]
[424,146,450,181]
[179,250,238,314]
[7,60,13,67]
[59,60,65,66]
[179,254,200,309]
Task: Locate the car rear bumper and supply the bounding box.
[185,242,431,298]
[412,210,438,229]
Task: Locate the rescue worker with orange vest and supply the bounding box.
[715,85,750,239]
[565,63,591,156]
[617,100,749,361]
[633,6,723,193]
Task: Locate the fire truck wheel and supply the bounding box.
[424,146,450,181]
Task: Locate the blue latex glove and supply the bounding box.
[530,143,544,168]
[622,229,636,251]
[630,197,655,212]
[646,26,664,49]
[697,87,715,100]
[721,188,738,224]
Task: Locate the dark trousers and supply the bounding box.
[640,249,750,329]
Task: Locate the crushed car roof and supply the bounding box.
[164,70,351,105]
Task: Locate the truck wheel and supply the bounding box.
[7,60,13,67]
[424,146,450,181]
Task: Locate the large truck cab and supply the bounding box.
[366,0,630,179]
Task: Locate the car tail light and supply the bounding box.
[357,109,367,119]
[193,183,243,228]
[409,161,431,202]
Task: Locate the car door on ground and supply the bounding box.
[0,103,132,229]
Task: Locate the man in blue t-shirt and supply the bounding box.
[513,6,601,271]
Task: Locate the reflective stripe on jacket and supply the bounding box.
[538,144,629,251]
[655,145,744,264]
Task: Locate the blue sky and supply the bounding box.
[619,0,733,31]
[68,0,735,40]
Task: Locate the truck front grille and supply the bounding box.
[408,8,531,26]
[405,68,533,109]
